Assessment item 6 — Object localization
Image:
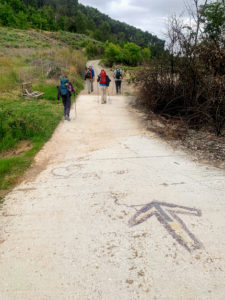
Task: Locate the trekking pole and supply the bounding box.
[108,88,111,104]
[107,88,109,103]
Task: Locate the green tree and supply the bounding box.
[93,29,102,41]
[57,15,66,30]
[85,41,104,58]
[142,47,151,63]
[200,0,225,41]
[99,21,111,41]
[8,0,25,12]
[122,42,142,66]
[75,10,87,33]
[0,3,16,26]
[16,11,29,28]
[42,6,57,30]
[28,9,48,30]
[105,42,121,66]
[117,31,126,44]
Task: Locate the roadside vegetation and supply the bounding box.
[0,28,85,191]
[135,0,225,137]
[103,41,151,67]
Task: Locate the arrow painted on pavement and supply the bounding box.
[129,201,203,252]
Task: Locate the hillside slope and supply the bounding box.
[0,0,165,54]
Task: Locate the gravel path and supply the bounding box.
[0,61,225,299]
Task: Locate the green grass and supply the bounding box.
[0,70,19,92]
[33,83,58,101]
[0,27,51,49]
[0,97,61,189]
[0,79,84,191]
[49,31,102,49]
[0,156,31,189]
[0,97,61,151]
[0,26,103,51]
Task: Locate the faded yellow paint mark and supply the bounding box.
[168,221,197,249]
[169,221,182,230]
[136,211,152,223]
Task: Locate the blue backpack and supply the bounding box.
[59,78,69,96]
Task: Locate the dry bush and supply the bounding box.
[56,48,86,77]
[135,1,225,136]
[135,51,225,135]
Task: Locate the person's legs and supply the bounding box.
[115,81,119,94]
[87,79,91,94]
[91,78,94,92]
[65,94,71,119]
[100,86,107,104]
[103,86,107,103]
[118,80,122,93]
[62,95,67,118]
[100,86,104,104]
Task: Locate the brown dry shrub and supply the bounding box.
[135,44,225,136]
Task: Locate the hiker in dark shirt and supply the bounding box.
[57,76,75,121]
[113,67,123,94]
[85,67,93,94]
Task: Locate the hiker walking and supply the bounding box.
[97,69,111,104]
[57,76,75,121]
[90,65,95,93]
[85,67,93,94]
[113,67,123,94]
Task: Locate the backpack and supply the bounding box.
[86,69,92,79]
[100,70,107,85]
[106,75,111,87]
[59,78,69,96]
[115,69,122,79]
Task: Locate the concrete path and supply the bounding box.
[0,61,225,299]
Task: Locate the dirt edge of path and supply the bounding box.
[133,105,225,170]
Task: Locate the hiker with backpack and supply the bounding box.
[57,76,75,121]
[97,69,111,104]
[113,67,123,94]
[90,65,95,93]
[85,67,93,94]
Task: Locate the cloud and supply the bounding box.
[78,0,205,39]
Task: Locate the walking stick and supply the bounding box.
[108,87,112,104]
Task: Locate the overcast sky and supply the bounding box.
[78,0,189,39]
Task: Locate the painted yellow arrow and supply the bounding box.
[129,201,202,252]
